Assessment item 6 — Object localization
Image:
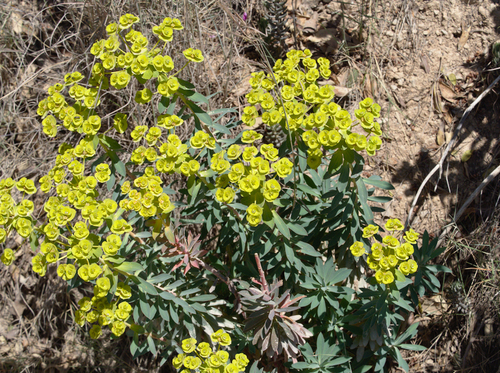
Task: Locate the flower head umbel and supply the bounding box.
[174,332,249,372]
[350,219,420,286]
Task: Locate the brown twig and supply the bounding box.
[254,253,269,294]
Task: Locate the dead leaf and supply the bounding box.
[439,82,457,103]
[10,13,24,35]
[443,109,453,125]
[432,82,443,113]
[458,25,471,50]
[333,86,352,97]
[421,294,450,316]
[461,149,473,162]
[436,129,445,146]
[363,74,378,97]
[335,67,350,87]
[301,13,318,35]
[420,54,431,73]
[449,73,457,86]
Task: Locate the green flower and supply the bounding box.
[181,337,197,353]
[89,324,102,339]
[183,48,204,62]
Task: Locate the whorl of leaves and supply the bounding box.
[446,281,470,314]
[262,123,287,148]
[240,279,312,362]
[264,0,289,57]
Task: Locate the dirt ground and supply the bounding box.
[1,0,500,371]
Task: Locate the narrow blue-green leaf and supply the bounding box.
[189,294,217,302]
[158,96,170,114]
[135,231,152,238]
[139,295,153,319]
[391,297,414,312]
[106,149,126,178]
[397,343,426,351]
[295,241,322,257]
[393,346,409,373]
[292,362,320,369]
[356,178,368,203]
[362,178,395,190]
[115,261,144,275]
[272,210,290,239]
[169,303,179,323]
[106,172,116,191]
[188,178,201,199]
[353,365,373,373]
[288,223,307,236]
[367,196,393,203]
[177,78,195,89]
[138,277,158,296]
[337,164,350,191]
[148,273,172,284]
[324,356,351,367]
[147,335,157,356]
[182,98,213,126]
[297,183,321,197]
[207,107,238,116]
[178,87,209,105]
[328,268,351,285]
[98,134,122,150]
[328,150,343,173]
[394,322,419,345]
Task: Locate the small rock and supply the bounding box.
[436,29,441,36]
[423,30,429,36]
[442,29,448,36]
[478,6,489,19]
[386,30,394,37]
[485,318,494,336]
[434,9,440,16]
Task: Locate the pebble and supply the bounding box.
[423,30,429,36]
[434,9,440,16]
[478,6,489,19]
[442,29,448,36]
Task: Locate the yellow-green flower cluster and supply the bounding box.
[75,294,133,339]
[0,141,138,338]
[350,219,419,285]
[241,49,383,170]
[118,167,175,218]
[37,13,202,144]
[0,178,37,266]
[173,331,249,372]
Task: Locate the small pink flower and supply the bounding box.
[242,12,248,21]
